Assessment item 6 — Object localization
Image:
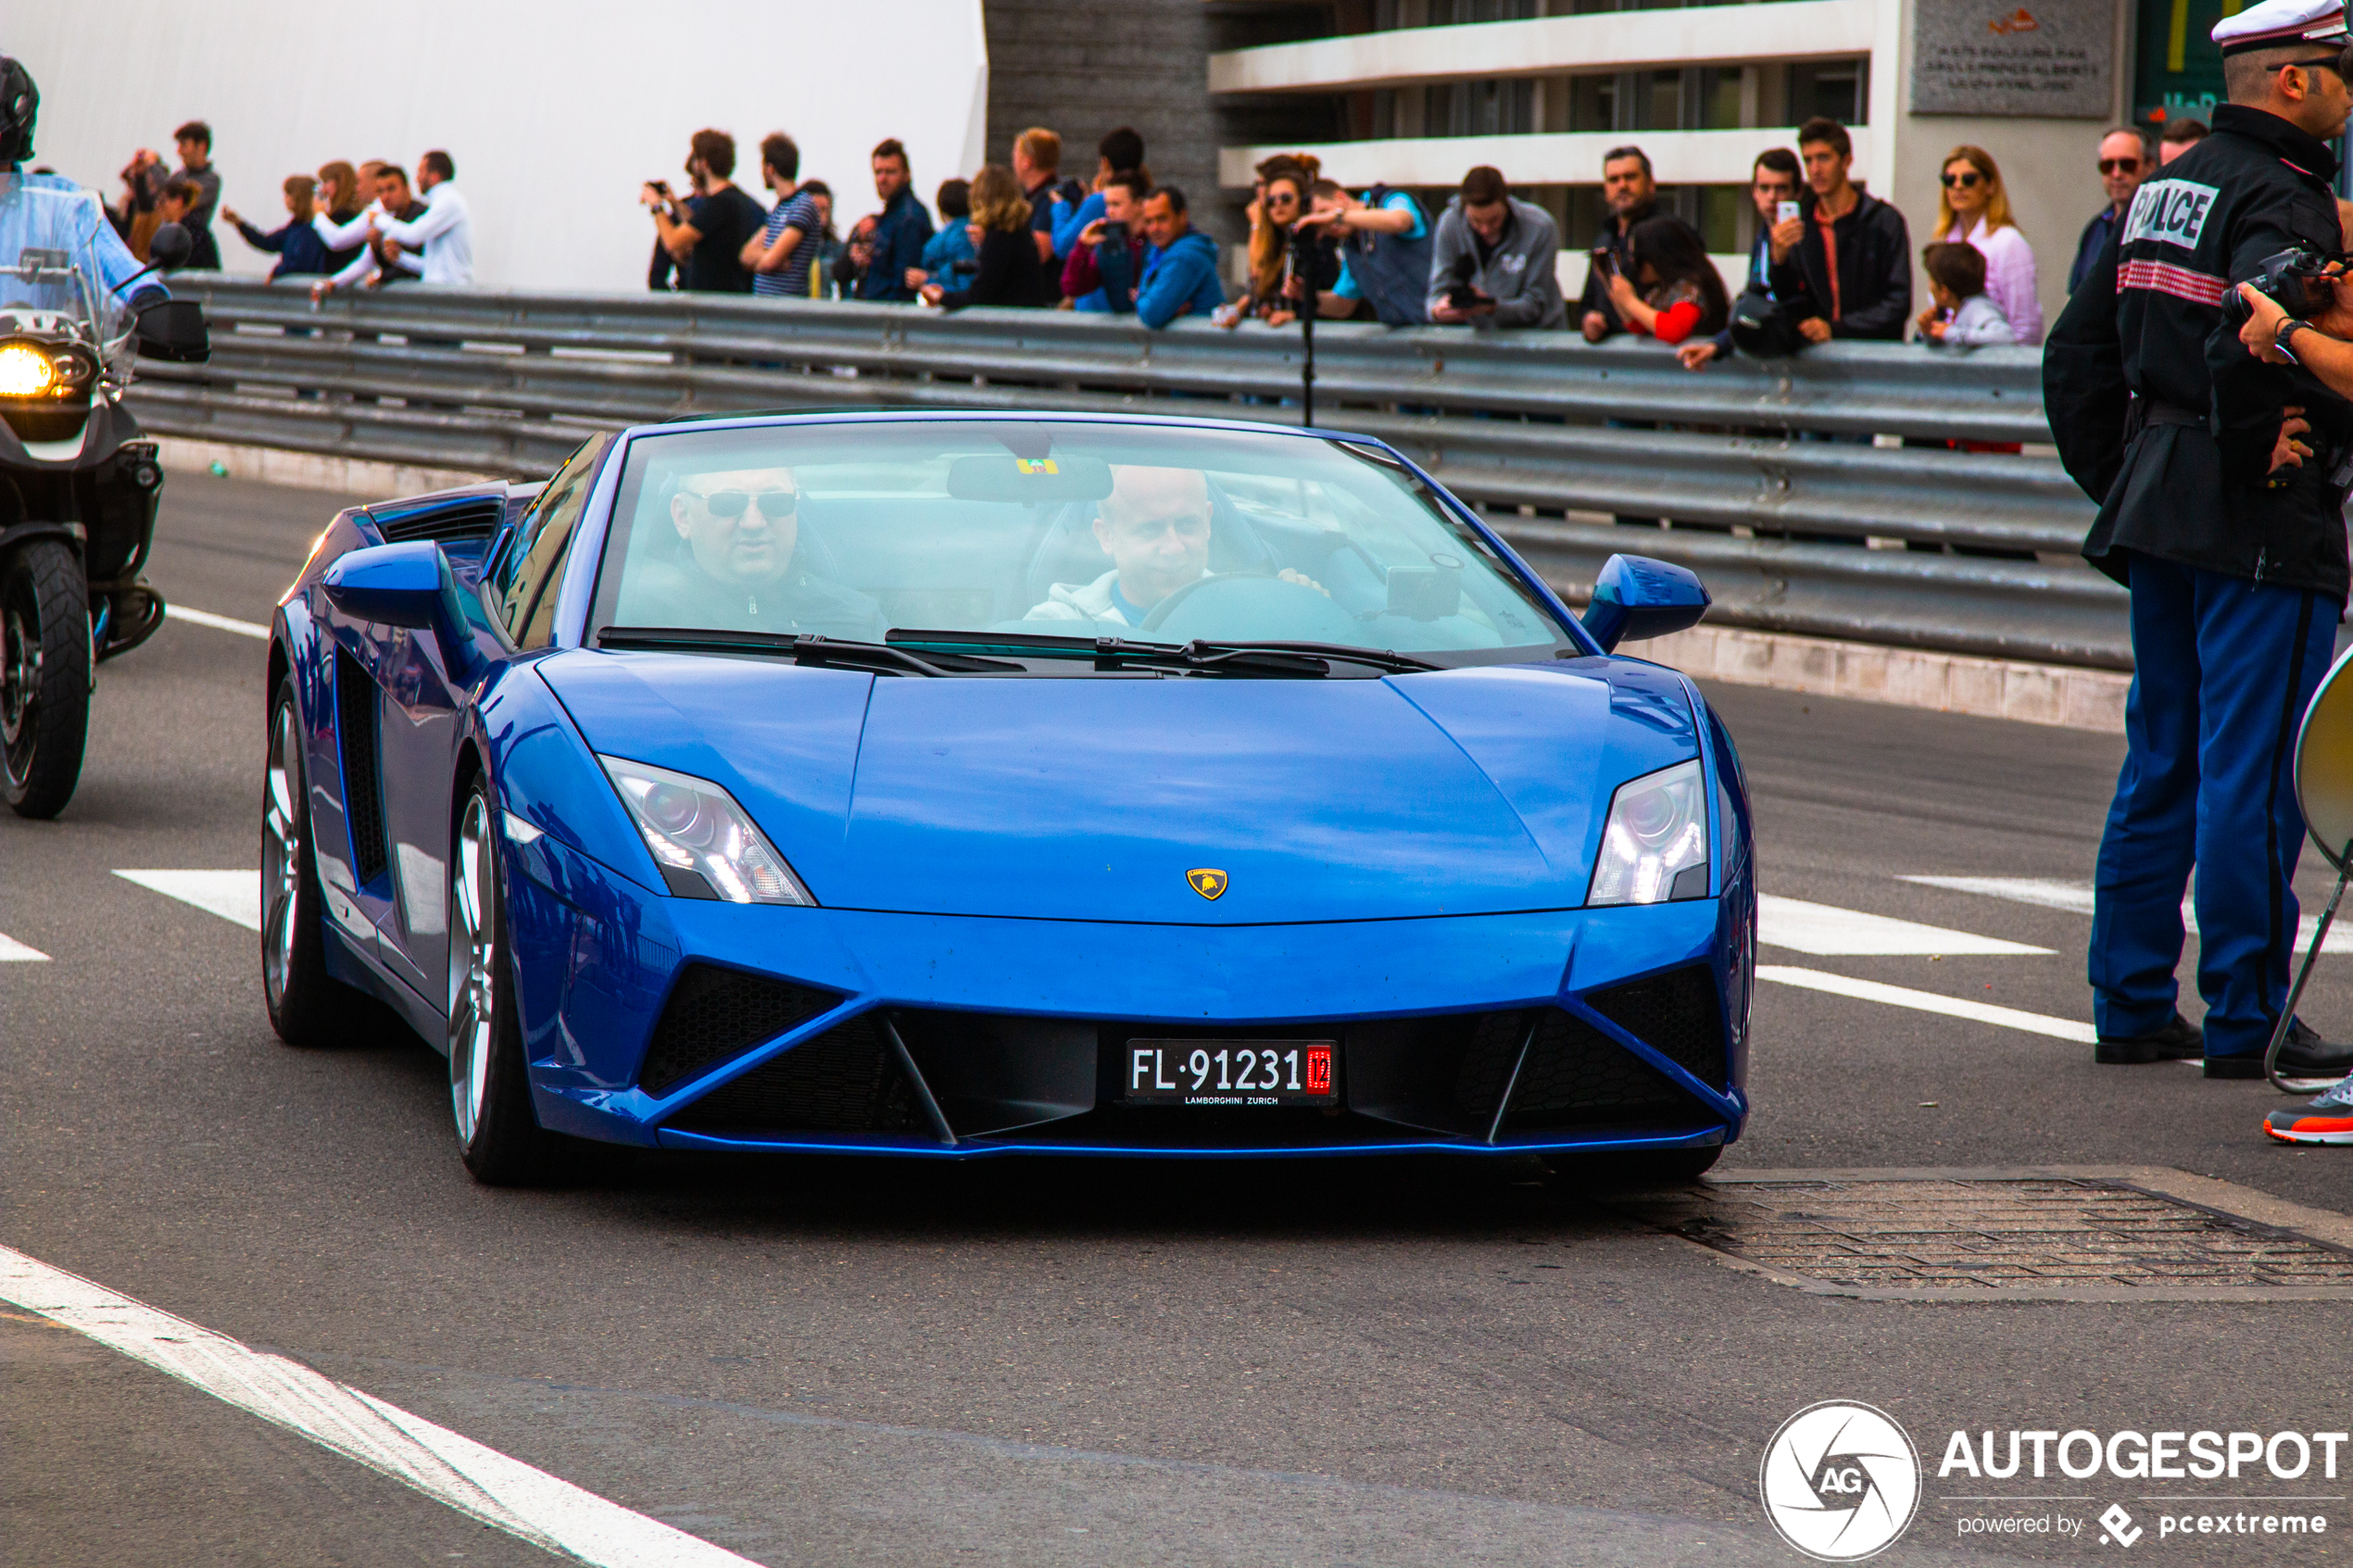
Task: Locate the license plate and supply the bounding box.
[1122,1039,1337,1106]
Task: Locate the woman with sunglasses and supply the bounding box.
[1931,144,2042,345]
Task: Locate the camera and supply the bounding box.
[2221,245,2343,328]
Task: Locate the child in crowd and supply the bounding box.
[912,179,978,293]
[1917,242,2014,345]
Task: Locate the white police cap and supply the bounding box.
[2213,0,2349,56]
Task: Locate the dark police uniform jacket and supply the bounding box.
[2044,105,2351,604]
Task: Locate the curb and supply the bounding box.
[156,435,495,508]
[1647,624,2127,735]
[155,437,2131,736]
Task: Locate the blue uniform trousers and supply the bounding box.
[2090,553,2336,1056]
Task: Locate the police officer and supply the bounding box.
[2046,0,2353,1088]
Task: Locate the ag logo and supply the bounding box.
[1186,868,1228,900]
[1759,1400,1921,1562]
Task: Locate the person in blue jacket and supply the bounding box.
[223,174,333,279]
[835,139,932,303]
[1134,186,1225,330]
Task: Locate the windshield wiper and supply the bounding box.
[887,628,1336,677]
[888,629,1439,677]
[597,626,1021,676]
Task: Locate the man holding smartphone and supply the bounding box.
[1577,147,1657,342]
[1680,148,1802,370]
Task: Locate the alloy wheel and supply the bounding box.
[260,703,302,1007]
[447,793,497,1147]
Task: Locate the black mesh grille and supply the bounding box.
[665,1013,921,1136]
[1586,966,1727,1090]
[1450,1010,1537,1123]
[637,964,841,1097]
[373,498,503,544]
[334,648,387,885]
[1494,1009,1695,1132]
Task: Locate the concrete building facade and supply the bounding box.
[1204,0,2158,337]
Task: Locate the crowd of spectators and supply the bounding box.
[95,122,475,295]
[82,109,2171,360]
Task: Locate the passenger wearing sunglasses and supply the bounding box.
[2068,128,2152,293]
[641,465,884,638]
[1930,144,2041,344]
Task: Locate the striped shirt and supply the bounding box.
[752,191,823,299]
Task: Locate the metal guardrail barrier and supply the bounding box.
[130,275,2125,669]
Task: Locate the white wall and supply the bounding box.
[12,0,988,293]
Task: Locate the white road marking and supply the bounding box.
[0,1244,759,1568]
[1903,874,2353,955]
[0,932,50,961]
[114,870,260,932]
[166,604,271,639]
[1756,894,2051,956]
[1758,964,2096,1042]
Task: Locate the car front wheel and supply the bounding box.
[447,777,567,1185]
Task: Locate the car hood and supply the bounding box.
[538,652,1696,923]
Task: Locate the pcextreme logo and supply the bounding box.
[1759,1400,1923,1562]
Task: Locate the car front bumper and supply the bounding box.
[505,828,1752,1159]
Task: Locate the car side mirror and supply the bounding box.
[1579,553,1709,652]
[321,541,483,680]
[134,298,209,362]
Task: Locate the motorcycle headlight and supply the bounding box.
[1587,759,1709,907]
[0,343,57,397]
[598,755,815,906]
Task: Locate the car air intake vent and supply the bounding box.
[371,498,503,544]
[664,1012,922,1136]
[1586,966,1727,1089]
[1458,1008,1696,1134]
[334,648,387,885]
[638,964,841,1097]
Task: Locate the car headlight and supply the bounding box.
[0,343,57,397]
[598,755,815,905]
[1587,759,1709,907]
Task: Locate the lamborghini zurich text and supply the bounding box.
[261,412,1757,1183]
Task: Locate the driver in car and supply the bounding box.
[629,464,887,639]
[1025,464,1320,627]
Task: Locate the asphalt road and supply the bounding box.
[6,472,2351,1567]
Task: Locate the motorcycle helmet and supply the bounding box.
[0,57,37,166]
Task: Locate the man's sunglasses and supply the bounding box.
[1940,170,1984,188]
[691,488,796,518]
[2098,157,2140,174]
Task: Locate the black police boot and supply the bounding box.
[2095,1010,2203,1064]
[2204,1019,2353,1089]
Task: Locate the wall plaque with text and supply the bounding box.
[1912,0,2116,118]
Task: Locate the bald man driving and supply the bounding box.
[1025,465,1319,627]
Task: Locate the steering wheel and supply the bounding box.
[1136,571,1360,643]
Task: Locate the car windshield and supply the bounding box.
[585,419,1575,667]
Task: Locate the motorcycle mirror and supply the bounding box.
[133,298,209,363]
[145,222,194,272]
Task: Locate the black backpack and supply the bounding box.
[1729,283,1806,358]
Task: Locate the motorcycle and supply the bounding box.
[0,220,208,818]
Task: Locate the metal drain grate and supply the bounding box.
[1619,1173,2353,1298]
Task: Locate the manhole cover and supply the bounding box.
[1615,1169,2353,1300]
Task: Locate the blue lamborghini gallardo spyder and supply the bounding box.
[260,412,1756,1184]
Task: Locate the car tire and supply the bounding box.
[2,541,93,820]
[1545,1144,1723,1188]
[447,775,568,1185]
[262,674,368,1046]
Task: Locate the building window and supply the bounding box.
[1787,59,1868,125]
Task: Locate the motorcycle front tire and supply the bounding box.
[2,541,93,820]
